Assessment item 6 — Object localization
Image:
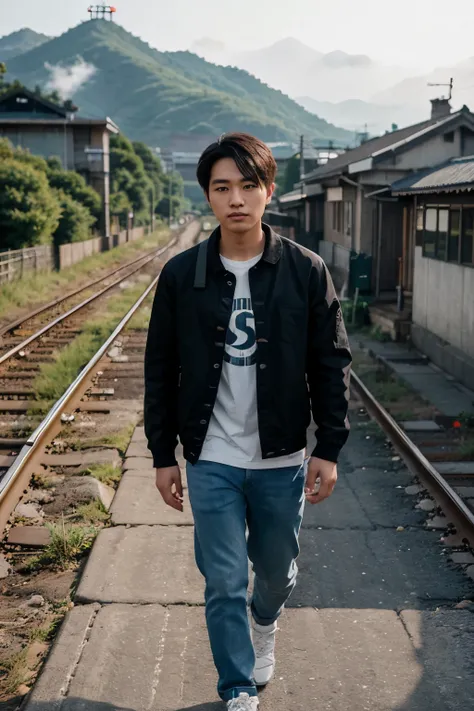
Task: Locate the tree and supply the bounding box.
[109,135,153,227]
[47,168,101,221]
[132,141,163,207]
[0,159,61,249]
[52,191,96,246]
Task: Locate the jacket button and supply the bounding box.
[200,419,206,425]
[214,363,220,369]
[227,281,232,286]
[259,363,267,370]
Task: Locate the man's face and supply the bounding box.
[207,157,274,232]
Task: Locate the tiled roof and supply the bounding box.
[392,156,474,194]
[304,110,469,182]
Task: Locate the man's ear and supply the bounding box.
[266,182,275,204]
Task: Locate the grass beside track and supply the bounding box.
[0,227,169,320]
[31,279,154,409]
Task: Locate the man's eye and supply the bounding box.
[244,184,257,190]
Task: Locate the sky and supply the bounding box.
[0,0,473,71]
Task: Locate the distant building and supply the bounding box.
[0,86,119,236]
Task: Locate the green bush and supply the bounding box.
[0,158,61,249]
[48,169,101,220]
[53,190,96,246]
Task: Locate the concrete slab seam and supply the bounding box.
[149,607,170,707]
[62,603,101,702]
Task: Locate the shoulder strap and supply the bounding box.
[194,238,209,289]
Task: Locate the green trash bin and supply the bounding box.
[349,251,372,295]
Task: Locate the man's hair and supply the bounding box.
[196,133,277,194]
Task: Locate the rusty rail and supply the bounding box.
[0,239,176,367]
[351,370,474,545]
[0,239,167,339]
[0,245,170,533]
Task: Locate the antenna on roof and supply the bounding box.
[428,77,453,101]
[87,5,117,20]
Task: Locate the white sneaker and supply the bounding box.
[251,618,277,686]
[226,692,259,710]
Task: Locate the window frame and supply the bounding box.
[421,203,474,267]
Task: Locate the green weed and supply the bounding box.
[25,519,97,571]
[84,463,122,486]
[75,499,110,524]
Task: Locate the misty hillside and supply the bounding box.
[0,28,51,61]
[5,21,351,148]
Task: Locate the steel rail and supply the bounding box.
[351,370,474,545]
[0,239,176,367]
[0,242,171,533]
[0,241,166,339]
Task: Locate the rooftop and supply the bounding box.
[303,107,474,182]
[392,155,474,194]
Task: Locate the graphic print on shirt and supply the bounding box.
[225,296,257,367]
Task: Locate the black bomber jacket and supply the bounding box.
[144,223,352,468]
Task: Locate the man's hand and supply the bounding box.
[155,465,183,512]
[304,457,337,505]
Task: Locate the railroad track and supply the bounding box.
[0,221,201,535]
[0,233,185,456]
[351,366,474,547]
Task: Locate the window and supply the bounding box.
[437,209,449,260]
[443,131,455,143]
[423,208,437,257]
[421,204,474,266]
[448,210,460,262]
[461,208,474,264]
[344,201,353,238]
[331,201,343,232]
[416,207,424,247]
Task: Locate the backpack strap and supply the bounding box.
[194,238,209,289]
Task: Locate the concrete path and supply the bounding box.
[357,334,474,417]
[24,424,474,710]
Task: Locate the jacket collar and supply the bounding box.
[207,222,282,274]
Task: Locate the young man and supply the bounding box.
[144,133,351,710]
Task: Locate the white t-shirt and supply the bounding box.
[200,253,305,469]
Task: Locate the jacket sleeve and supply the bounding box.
[307,258,352,463]
[144,262,179,468]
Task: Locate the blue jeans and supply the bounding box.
[186,460,305,701]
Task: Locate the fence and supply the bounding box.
[0,245,55,284]
[0,225,151,284]
[57,226,149,270]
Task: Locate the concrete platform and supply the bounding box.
[23,605,474,711]
[110,471,193,525]
[75,526,203,604]
[22,425,474,710]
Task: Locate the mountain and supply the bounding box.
[190,37,411,104]
[297,97,411,135]
[5,21,350,148]
[0,28,51,61]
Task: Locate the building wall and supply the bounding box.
[0,123,75,169]
[390,129,463,171]
[413,246,474,359]
[324,185,355,249]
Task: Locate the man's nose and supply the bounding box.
[229,189,244,206]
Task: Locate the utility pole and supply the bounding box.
[299,135,304,181]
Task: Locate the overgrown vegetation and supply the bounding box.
[0,648,29,694]
[24,519,97,571]
[83,463,122,487]
[75,499,110,524]
[0,228,167,318]
[31,279,149,403]
[69,423,135,455]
